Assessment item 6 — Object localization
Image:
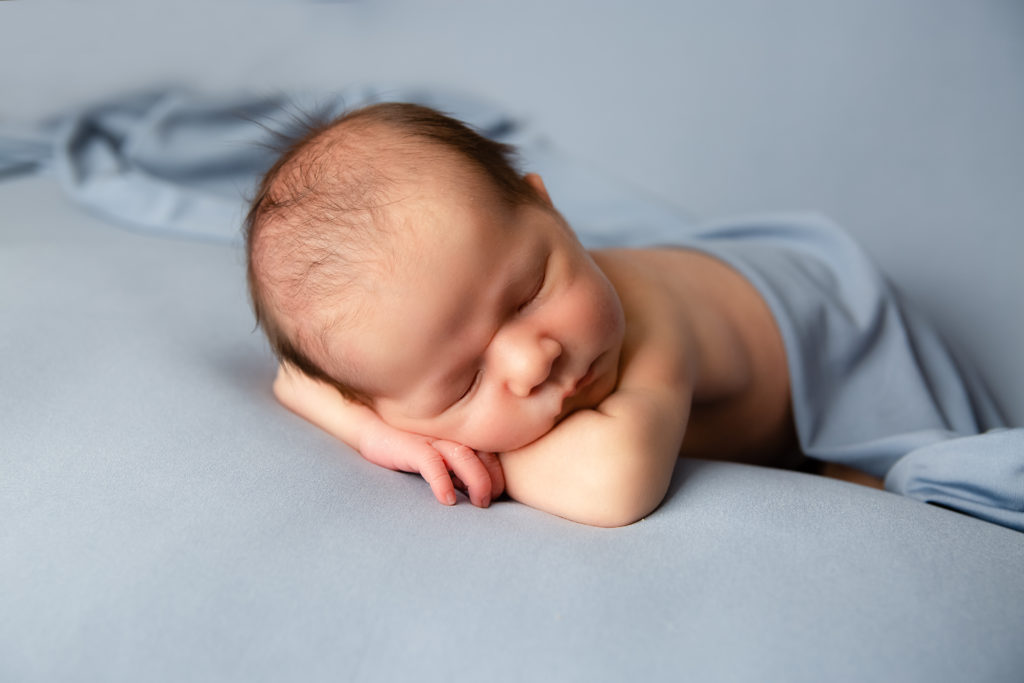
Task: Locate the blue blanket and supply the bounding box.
[3,88,1020,531]
[672,216,1022,530]
[0,87,692,247]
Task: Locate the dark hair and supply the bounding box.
[244,101,541,403]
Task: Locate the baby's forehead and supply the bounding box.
[321,206,556,408]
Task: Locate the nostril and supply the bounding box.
[504,335,563,397]
[532,348,566,396]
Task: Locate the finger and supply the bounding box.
[432,440,493,508]
[477,451,506,500]
[417,449,458,506]
[451,475,468,493]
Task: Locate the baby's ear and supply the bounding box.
[524,173,553,207]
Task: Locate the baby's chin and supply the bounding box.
[461,362,619,453]
[478,387,614,454]
[460,411,564,454]
[472,423,554,455]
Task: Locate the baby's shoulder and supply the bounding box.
[594,243,791,411]
[590,246,758,311]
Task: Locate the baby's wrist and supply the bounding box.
[355,416,385,455]
[357,410,407,459]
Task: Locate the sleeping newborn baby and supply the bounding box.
[245,102,935,527]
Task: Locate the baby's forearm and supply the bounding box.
[499,286,694,527]
[272,363,458,470]
[500,383,690,527]
[274,363,384,462]
[272,363,503,507]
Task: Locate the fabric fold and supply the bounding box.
[886,429,1024,530]
[0,87,693,246]
[670,214,1021,531]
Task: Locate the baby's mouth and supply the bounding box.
[557,354,603,420]
[561,356,596,399]
[572,360,598,395]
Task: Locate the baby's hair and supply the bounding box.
[244,101,542,403]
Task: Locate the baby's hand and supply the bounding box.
[273,361,502,508]
[359,422,504,508]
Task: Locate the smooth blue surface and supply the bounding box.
[2,176,1023,683]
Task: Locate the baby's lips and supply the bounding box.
[561,355,601,401]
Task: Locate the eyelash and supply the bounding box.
[518,270,546,313]
[457,371,482,404]
[453,263,547,409]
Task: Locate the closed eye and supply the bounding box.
[453,370,482,407]
[517,266,547,313]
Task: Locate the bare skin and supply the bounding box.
[590,248,884,489]
[266,140,882,527]
[592,247,799,465]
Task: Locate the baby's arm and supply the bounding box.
[500,307,692,527]
[500,390,687,527]
[272,363,504,508]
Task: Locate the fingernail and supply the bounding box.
[481,495,491,508]
[445,492,457,506]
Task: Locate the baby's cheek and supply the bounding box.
[587,280,625,338]
[462,410,553,454]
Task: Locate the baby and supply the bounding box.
[245,102,880,527]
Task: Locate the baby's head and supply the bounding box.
[246,102,625,452]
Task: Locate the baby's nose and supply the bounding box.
[502,336,562,398]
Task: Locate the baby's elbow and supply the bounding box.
[505,411,678,528]
[577,453,672,529]
[583,498,657,529]
[593,486,666,529]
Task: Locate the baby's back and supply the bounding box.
[592,246,800,467]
